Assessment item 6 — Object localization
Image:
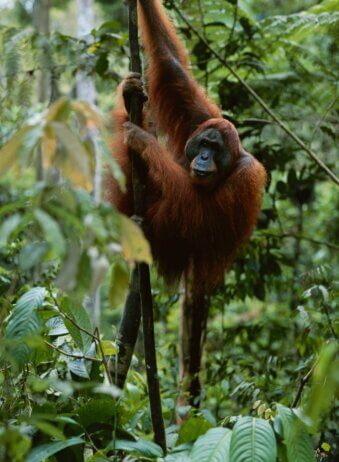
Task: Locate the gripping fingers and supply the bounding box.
[122,73,148,110]
[124,122,146,152]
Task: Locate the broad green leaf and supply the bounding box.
[78,398,116,427]
[34,420,65,441]
[18,241,49,271]
[55,239,82,291]
[46,316,68,336]
[109,438,163,457]
[191,427,231,461]
[165,446,191,462]
[305,343,338,426]
[0,213,22,247]
[34,208,66,257]
[229,416,277,462]
[177,416,213,445]
[120,215,152,264]
[0,200,25,219]
[310,0,339,13]
[26,436,84,462]
[109,260,129,309]
[47,203,85,233]
[0,428,31,461]
[276,404,316,462]
[85,213,107,241]
[6,287,47,368]
[61,300,93,352]
[68,357,90,379]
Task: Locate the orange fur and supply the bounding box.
[107,0,267,293]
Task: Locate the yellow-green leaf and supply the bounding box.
[46,97,71,123]
[119,215,152,265]
[72,100,103,128]
[42,126,57,166]
[321,442,331,452]
[100,340,117,356]
[109,260,130,309]
[0,126,38,175]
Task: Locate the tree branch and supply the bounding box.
[44,340,102,362]
[52,299,114,383]
[292,361,317,408]
[116,0,167,453]
[264,231,339,251]
[169,0,339,186]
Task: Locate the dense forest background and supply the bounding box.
[0,0,338,461]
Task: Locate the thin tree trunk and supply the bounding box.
[110,0,166,452]
[76,0,102,327]
[112,267,141,388]
[34,0,50,103]
[33,0,51,181]
[76,0,96,105]
[290,203,303,310]
[179,276,209,408]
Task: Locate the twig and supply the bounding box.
[52,303,114,383]
[58,309,98,340]
[264,231,339,251]
[197,0,206,39]
[169,0,339,186]
[292,361,317,408]
[227,0,238,50]
[94,327,114,384]
[323,304,338,339]
[310,94,337,144]
[44,340,102,362]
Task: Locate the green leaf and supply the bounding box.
[276,404,316,462]
[191,427,232,461]
[68,357,90,379]
[34,208,66,257]
[305,343,338,426]
[34,420,65,441]
[177,416,213,445]
[229,416,277,462]
[0,213,22,247]
[46,316,68,336]
[26,436,84,462]
[55,239,82,291]
[0,200,25,219]
[165,445,191,461]
[78,398,116,427]
[0,428,31,462]
[6,287,47,368]
[18,241,49,271]
[109,438,163,457]
[61,299,93,353]
[109,259,129,309]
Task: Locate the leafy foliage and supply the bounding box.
[0,0,338,460]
